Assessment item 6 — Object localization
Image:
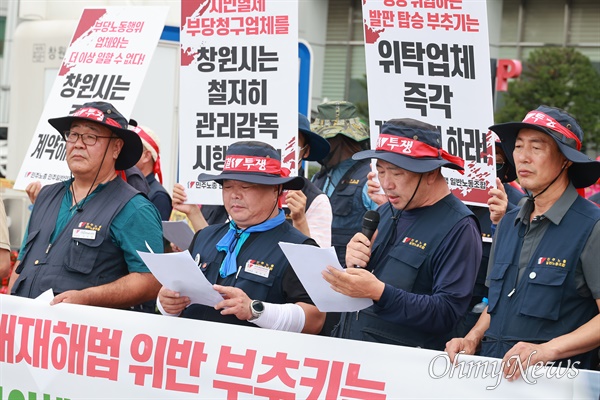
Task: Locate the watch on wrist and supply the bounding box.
[248,299,265,321]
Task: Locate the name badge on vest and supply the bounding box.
[72,229,96,240]
[244,259,270,278]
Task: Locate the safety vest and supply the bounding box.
[333,195,475,350]
[13,178,137,298]
[312,159,371,266]
[483,195,600,368]
[181,221,312,327]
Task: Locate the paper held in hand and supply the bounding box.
[137,249,223,307]
[278,242,373,312]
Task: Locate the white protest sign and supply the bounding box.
[179,0,299,205]
[14,7,168,190]
[362,0,496,206]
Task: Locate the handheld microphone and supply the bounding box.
[361,210,380,240]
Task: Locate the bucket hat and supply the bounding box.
[311,101,369,142]
[353,118,464,173]
[490,105,600,188]
[48,101,142,170]
[197,141,305,190]
[298,113,330,162]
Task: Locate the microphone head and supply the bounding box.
[76,208,83,212]
[362,210,380,230]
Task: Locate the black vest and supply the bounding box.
[483,196,600,368]
[181,221,311,327]
[312,160,371,266]
[13,178,138,298]
[334,195,476,350]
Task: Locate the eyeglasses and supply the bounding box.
[64,131,116,146]
[496,162,505,171]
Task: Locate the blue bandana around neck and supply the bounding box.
[216,209,286,278]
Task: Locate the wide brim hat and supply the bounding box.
[48,101,142,170]
[353,118,464,173]
[311,101,369,142]
[298,113,330,162]
[490,105,600,188]
[197,141,305,190]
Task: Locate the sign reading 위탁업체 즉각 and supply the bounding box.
[179,0,299,206]
[362,0,496,206]
[14,7,168,190]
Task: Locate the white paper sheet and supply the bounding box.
[162,221,195,250]
[278,242,373,312]
[137,250,223,307]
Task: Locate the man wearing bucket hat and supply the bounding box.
[446,105,600,378]
[9,101,163,308]
[158,141,325,334]
[133,124,172,221]
[322,118,482,350]
[284,113,332,248]
[311,101,378,266]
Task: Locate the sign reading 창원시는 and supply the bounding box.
[14,7,167,190]
[178,0,299,206]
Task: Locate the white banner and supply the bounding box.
[362,0,496,206]
[1,295,598,399]
[14,7,168,190]
[179,0,299,205]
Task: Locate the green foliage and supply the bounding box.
[496,47,600,152]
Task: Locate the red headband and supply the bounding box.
[523,111,582,150]
[223,155,290,177]
[376,134,465,173]
[135,127,163,184]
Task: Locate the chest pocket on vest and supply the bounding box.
[65,238,103,274]
[332,184,360,217]
[520,267,568,321]
[236,266,277,301]
[486,262,510,314]
[378,246,426,292]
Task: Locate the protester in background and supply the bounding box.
[9,101,163,309]
[446,106,600,379]
[0,198,10,279]
[132,125,172,221]
[285,113,332,248]
[323,118,481,350]
[158,141,325,334]
[311,101,377,266]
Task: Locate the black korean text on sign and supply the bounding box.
[378,41,475,79]
[208,79,267,106]
[193,145,228,172]
[30,133,67,161]
[60,74,131,101]
[404,82,453,118]
[195,112,278,140]
[446,126,487,163]
[197,46,279,73]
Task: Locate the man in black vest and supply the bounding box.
[322,118,482,350]
[158,141,325,334]
[311,101,377,266]
[446,106,600,379]
[132,124,172,221]
[9,101,163,308]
